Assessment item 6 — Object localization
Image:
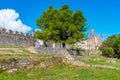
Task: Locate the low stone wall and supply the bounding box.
[35,47,85,55]
[0,58,38,71]
[35,47,66,54]
[34,47,101,55]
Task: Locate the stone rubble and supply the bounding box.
[106,59,116,64]
[0,58,38,71]
[7,68,17,73]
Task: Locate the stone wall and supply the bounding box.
[0,28,35,47]
[0,58,39,71]
[35,47,66,54]
[35,47,98,55]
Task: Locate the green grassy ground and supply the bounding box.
[0,48,120,80]
[76,54,120,68]
[0,63,120,80]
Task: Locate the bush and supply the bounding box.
[102,47,114,57]
[99,34,120,58]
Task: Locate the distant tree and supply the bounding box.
[99,34,120,58]
[113,34,120,58]
[101,47,114,57]
[34,4,87,48]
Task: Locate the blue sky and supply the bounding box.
[0,0,120,38]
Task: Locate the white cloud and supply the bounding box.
[0,9,32,33]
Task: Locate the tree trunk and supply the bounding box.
[62,43,66,49]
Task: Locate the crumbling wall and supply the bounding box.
[0,28,35,47]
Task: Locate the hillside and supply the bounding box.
[0,47,120,80]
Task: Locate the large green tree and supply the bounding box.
[34,4,87,47]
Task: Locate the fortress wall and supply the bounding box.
[0,28,35,47]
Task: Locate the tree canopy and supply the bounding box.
[99,34,120,58]
[34,4,87,45]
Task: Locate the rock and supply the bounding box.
[26,64,34,69]
[7,68,17,73]
[0,58,38,71]
[93,65,119,70]
[106,59,116,64]
[40,62,49,69]
[72,60,90,67]
[92,58,100,61]
[47,56,65,63]
[73,61,85,66]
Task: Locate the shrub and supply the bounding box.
[99,34,120,58]
[102,47,114,57]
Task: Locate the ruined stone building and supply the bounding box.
[75,29,104,50]
[0,28,35,47]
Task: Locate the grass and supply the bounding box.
[0,48,120,80]
[76,54,120,68]
[0,53,54,63]
[0,47,54,63]
[0,63,120,80]
[0,46,25,48]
